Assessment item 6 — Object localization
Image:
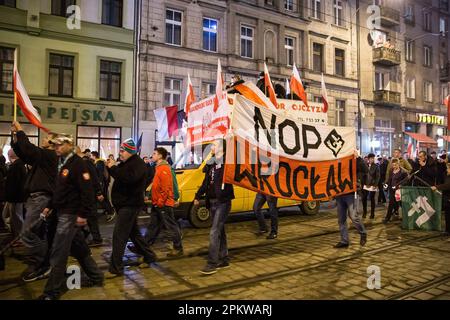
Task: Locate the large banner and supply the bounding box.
[230,95,355,162]
[273,100,328,125]
[400,187,442,231]
[186,92,230,146]
[223,136,356,201]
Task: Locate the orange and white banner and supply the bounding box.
[230,95,353,161]
[186,91,230,146]
[224,135,357,201]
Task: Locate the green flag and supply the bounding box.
[400,186,442,231]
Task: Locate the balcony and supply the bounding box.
[373,47,401,66]
[380,6,400,27]
[373,90,401,105]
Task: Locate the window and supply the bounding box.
[374,72,389,90]
[405,5,414,24]
[424,46,432,67]
[313,96,323,103]
[166,9,182,46]
[52,0,75,17]
[312,43,323,73]
[333,0,344,26]
[441,84,449,104]
[285,0,294,11]
[1,122,38,158]
[440,17,447,35]
[440,0,449,11]
[102,0,122,27]
[406,78,416,99]
[48,53,74,97]
[405,39,414,62]
[164,78,182,107]
[0,0,15,7]
[240,25,254,58]
[335,100,345,126]
[77,126,121,160]
[335,48,345,77]
[201,82,216,99]
[285,37,294,66]
[99,60,121,101]
[423,11,432,31]
[311,0,321,20]
[0,47,14,93]
[423,81,433,102]
[203,18,218,52]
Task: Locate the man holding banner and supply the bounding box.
[431,162,450,236]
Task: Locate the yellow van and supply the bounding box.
[173,157,320,228]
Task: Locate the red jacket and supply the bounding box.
[152,161,175,208]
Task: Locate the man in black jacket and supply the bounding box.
[413,151,441,186]
[107,138,157,276]
[362,153,380,219]
[11,121,58,282]
[39,134,103,300]
[194,140,235,275]
[3,149,27,238]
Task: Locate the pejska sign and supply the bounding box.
[416,113,445,125]
[223,136,357,201]
[230,95,355,161]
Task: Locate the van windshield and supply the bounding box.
[173,142,213,170]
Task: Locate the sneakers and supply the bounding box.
[22,267,51,282]
[216,261,230,269]
[166,248,184,258]
[200,264,217,275]
[266,233,277,240]
[333,242,349,248]
[87,239,103,247]
[127,244,140,255]
[360,233,367,246]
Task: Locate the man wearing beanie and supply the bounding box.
[107,138,157,275]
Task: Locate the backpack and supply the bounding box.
[171,167,180,201]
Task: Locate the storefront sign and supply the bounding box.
[416,113,445,125]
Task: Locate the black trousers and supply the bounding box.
[362,190,376,217]
[144,206,183,250]
[377,182,386,202]
[87,210,102,242]
[385,189,400,222]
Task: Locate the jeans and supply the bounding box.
[336,193,367,244]
[362,190,376,217]
[377,181,387,203]
[110,207,157,273]
[253,193,278,234]
[21,193,52,271]
[207,200,231,267]
[2,202,24,237]
[87,210,102,242]
[145,206,182,250]
[44,212,103,298]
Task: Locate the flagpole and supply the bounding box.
[13,48,17,122]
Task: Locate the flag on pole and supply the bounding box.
[136,132,143,155]
[400,187,442,231]
[234,81,276,109]
[285,78,290,98]
[14,69,50,132]
[320,73,328,113]
[184,74,196,114]
[154,105,179,141]
[264,63,278,107]
[444,95,450,130]
[213,58,224,112]
[290,64,309,107]
[407,141,413,159]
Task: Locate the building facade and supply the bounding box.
[137,0,361,157]
[0,0,135,159]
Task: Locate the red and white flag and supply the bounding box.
[290,64,309,107]
[184,74,196,114]
[14,69,49,132]
[234,81,276,109]
[154,105,179,141]
[320,73,329,113]
[444,95,450,130]
[213,58,224,112]
[407,141,413,159]
[264,62,278,107]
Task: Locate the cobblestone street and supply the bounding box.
[1,204,449,300]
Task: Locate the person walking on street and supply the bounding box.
[253,193,279,239]
[194,140,234,275]
[385,149,412,184]
[333,151,368,248]
[10,120,58,282]
[107,139,157,276]
[431,162,450,236]
[383,159,408,224]
[362,153,380,219]
[39,134,103,300]
[3,149,27,238]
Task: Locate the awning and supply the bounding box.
[404,132,437,148]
